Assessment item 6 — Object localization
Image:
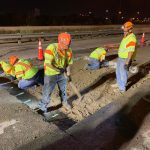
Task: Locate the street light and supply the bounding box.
[105,9,109,13]
[118,11,122,14]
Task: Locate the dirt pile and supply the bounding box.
[28,59,150,122]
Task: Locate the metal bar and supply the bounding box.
[0,79,18,86]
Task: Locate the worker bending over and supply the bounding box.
[0,60,15,80]
[9,56,44,89]
[84,47,109,70]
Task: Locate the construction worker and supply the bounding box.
[84,47,109,70]
[38,32,73,113]
[9,55,44,89]
[112,21,137,92]
[0,60,15,80]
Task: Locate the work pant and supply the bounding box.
[38,74,67,112]
[86,58,109,70]
[116,57,128,91]
[18,69,44,90]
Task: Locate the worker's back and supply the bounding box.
[14,59,38,80]
[89,47,106,60]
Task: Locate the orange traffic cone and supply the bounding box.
[140,33,145,44]
[38,38,43,60]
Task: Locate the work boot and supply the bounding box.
[38,101,47,113]
[62,101,71,110]
[111,83,118,88]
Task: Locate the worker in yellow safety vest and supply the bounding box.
[0,61,15,76]
[111,21,137,92]
[38,32,73,113]
[84,47,109,70]
[9,56,44,89]
[0,60,15,80]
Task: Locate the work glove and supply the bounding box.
[10,76,16,81]
[124,64,129,71]
[58,68,66,74]
[101,60,109,68]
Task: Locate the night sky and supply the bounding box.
[0,0,150,17]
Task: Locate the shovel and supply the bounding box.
[64,73,83,101]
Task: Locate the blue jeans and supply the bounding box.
[86,58,109,70]
[116,58,128,91]
[18,70,44,90]
[38,74,67,112]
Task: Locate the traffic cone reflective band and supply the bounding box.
[38,39,43,60]
[141,33,145,43]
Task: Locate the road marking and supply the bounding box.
[24,99,31,104]
[15,92,24,96]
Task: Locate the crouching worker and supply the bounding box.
[38,32,73,113]
[9,55,44,90]
[0,60,16,80]
[84,47,109,70]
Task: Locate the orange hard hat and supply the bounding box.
[122,21,133,30]
[9,55,18,65]
[58,32,71,50]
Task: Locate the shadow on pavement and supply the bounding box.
[18,87,150,150]
[68,71,116,102]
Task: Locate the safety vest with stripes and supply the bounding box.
[44,43,73,76]
[118,33,137,59]
[0,61,15,76]
[89,47,106,61]
[14,59,38,80]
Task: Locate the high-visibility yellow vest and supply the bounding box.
[44,43,73,76]
[14,59,38,80]
[89,47,106,61]
[0,61,15,76]
[118,33,137,58]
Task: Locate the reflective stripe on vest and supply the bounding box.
[126,41,136,48]
[119,33,136,53]
[6,67,13,74]
[15,62,33,75]
[45,50,54,56]
[44,43,73,76]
